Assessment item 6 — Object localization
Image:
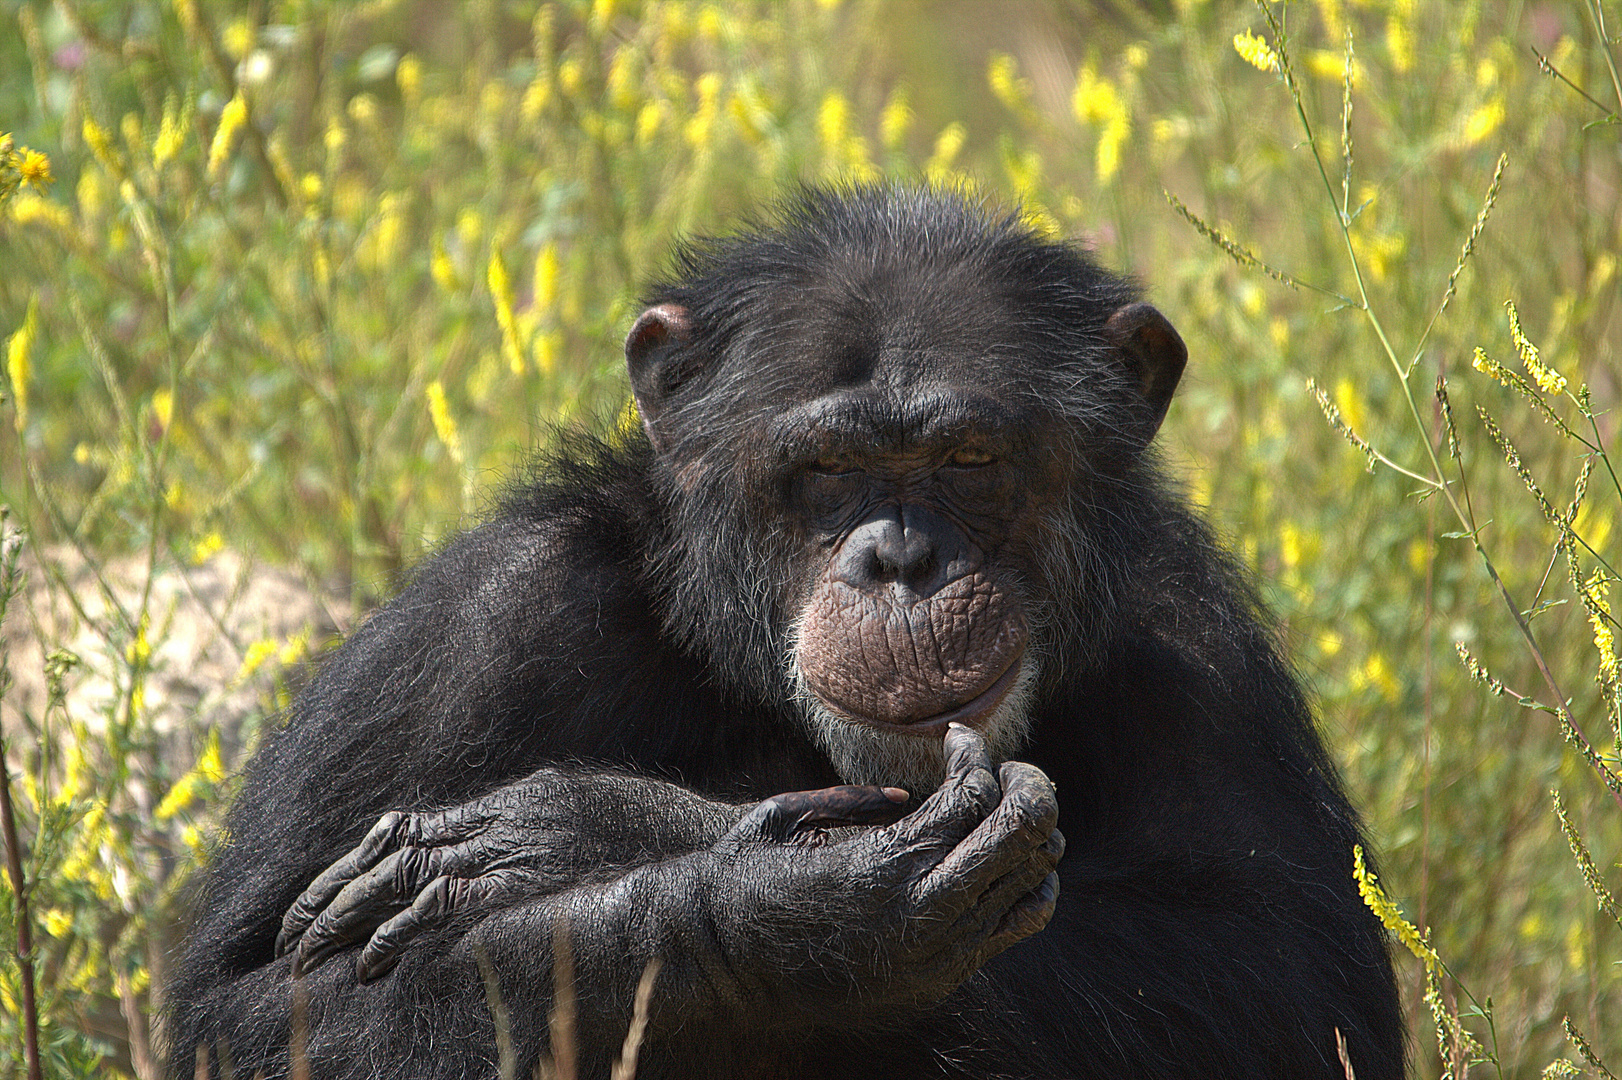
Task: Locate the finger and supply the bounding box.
[723,786,909,846]
[355,873,508,982]
[944,722,995,776]
[772,786,911,836]
[893,724,1001,847]
[983,870,1060,955]
[917,763,1057,908]
[966,827,1065,921]
[292,846,443,976]
[277,811,408,957]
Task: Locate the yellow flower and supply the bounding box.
[488,250,525,375]
[1359,653,1400,703]
[431,238,460,292]
[534,243,560,309]
[1071,67,1130,183]
[6,297,36,432]
[43,909,73,939]
[607,49,639,111]
[988,53,1028,112]
[522,73,553,122]
[635,100,664,145]
[1585,572,1617,688]
[924,122,966,183]
[222,17,254,61]
[1232,30,1280,73]
[535,331,560,376]
[234,638,280,686]
[427,380,464,465]
[18,148,51,189]
[1471,346,1511,386]
[153,96,191,169]
[279,629,310,667]
[191,531,225,565]
[208,93,248,178]
[1353,845,1439,969]
[1096,121,1125,182]
[558,58,584,96]
[1386,8,1414,73]
[1505,301,1565,394]
[1305,50,1363,83]
[348,93,379,125]
[818,91,850,157]
[880,88,912,150]
[728,85,771,147]
[397,54,422,102]
[1349,229,1405,283]
[1279,522,1302,569]
[126,618,152,667]
[156,731,225,821]
[685,73,724,149]
[8,192,73,231]
[1460,100,1504,148]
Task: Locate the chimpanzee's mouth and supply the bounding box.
[840,649,1026,736]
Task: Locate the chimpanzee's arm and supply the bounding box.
[272,771,907,978]
[178,728,1061,1080]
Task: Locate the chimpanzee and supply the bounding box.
[166,185,1404,1080]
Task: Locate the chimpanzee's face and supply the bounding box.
[625,199,1184,794]
[765,372,1060,792]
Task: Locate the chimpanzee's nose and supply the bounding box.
[832,505,971,599]
[871,514,933,587]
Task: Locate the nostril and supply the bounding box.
[873,535,932,581]
[832,507,964,595]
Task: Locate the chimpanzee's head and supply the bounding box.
[627,186,1185,793]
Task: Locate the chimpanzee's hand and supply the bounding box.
[697,723,1063,1014]
[277,769,911,981]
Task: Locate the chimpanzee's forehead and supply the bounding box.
[712,260,1114,408]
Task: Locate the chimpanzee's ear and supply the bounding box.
[625,304,694,453]
[1104,302,1186,440]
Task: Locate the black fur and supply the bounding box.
[166,185,1403,1079]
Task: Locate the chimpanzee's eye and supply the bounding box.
[800,462,863,522]
[946,447,995,468]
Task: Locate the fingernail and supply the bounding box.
[882,787,908,802]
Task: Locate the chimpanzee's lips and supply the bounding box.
[841,649,1025,736]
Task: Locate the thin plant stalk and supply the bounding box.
[0,518,43,1080]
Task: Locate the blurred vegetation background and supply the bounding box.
[0,0,1618,1076]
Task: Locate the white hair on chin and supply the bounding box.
[791,658,1041,796]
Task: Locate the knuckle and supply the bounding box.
[305,913,336,949]
[994,791,1052,843]
[370,811,406,849]
[1000,761,1056,800]
[403,811,430,845]
[392,849,425,892]
[957,767,1000,810]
